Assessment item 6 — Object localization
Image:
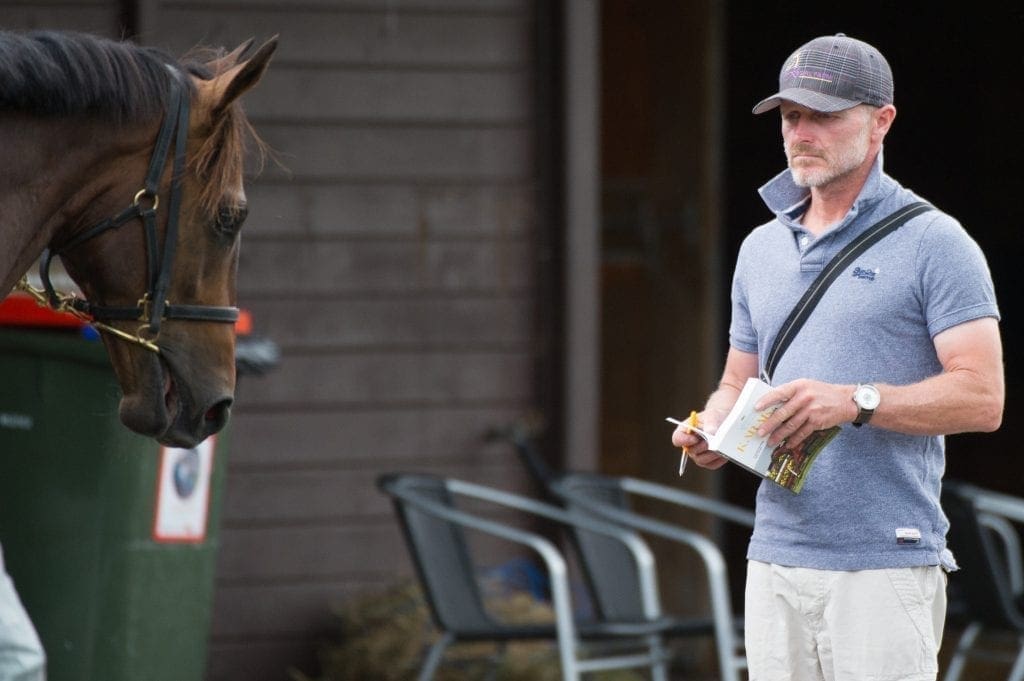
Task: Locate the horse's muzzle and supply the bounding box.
[117,355,234,449]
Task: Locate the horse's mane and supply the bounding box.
[0,30,180,123]
[0,30,263,215]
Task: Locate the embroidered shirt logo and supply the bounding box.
[895,527,921,545]
[852,266,879,282]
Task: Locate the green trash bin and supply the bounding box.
[0,326,228,681]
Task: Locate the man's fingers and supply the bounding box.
[672,428,702,449]
[691,450,728,469]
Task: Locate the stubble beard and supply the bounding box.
[786,121,872,188]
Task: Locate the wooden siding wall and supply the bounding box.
[0,1,119,32]
[5,1,542,679]
[137,2,541,679]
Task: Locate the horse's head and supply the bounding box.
[52,36,277,448]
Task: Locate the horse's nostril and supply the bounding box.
[204,398,233,430]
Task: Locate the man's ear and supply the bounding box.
[873,104,896,140]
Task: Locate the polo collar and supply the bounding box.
[758,149,888,231]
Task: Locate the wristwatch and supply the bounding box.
[852,383,880,427]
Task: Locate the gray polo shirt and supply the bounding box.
[731,151,999,570]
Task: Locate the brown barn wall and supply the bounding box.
[0,2,119,32]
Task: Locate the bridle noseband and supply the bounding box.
[15,67,239,354]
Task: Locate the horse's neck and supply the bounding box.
[0,116,127,295]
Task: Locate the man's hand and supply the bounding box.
[672,347,761,471]
[755,379,855,450]
[672,408,730,470]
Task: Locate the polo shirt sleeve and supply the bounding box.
[729,237,759,354]
[915,213,1000,338]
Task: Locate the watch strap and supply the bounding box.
[852,406,874,427]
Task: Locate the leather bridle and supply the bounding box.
[16,67,239,354]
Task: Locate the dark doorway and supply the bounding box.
[598,0,722,482]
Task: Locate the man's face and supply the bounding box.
[780,102,875,188]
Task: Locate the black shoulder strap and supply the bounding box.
[762,201,933,382]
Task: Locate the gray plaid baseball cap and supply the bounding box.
[753,33,893,114]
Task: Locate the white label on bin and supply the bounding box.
[152,437,215,543]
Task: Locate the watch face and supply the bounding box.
[855,384,881,410]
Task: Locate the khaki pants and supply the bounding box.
[745,560,946,681]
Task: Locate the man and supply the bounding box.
[672,34,1004,681]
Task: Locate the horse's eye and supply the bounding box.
[214,205,248,236]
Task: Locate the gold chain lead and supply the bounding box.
[12,276,160,353]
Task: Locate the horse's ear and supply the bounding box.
[208,36,278,118]
[204,38,256,75]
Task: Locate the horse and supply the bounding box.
[0,30,277,448]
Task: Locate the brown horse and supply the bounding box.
[0,30,277,448]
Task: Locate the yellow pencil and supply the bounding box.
[679,410,698,476]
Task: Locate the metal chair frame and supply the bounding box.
[942,481,1024,681]
[379,472,681,681]
[551,472,754,681]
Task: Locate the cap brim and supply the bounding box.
[752,88,861,114]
